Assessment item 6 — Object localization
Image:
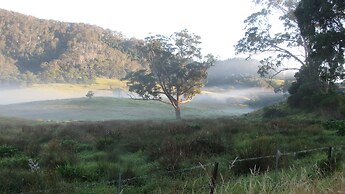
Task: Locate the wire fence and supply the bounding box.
[20,144,345,194]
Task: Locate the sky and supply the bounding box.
[0,0,256,60]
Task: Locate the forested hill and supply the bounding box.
[207,58,262,87]
[0,9,144,84]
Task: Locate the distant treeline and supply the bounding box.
[0,9,144,85]
[0,9,282,88]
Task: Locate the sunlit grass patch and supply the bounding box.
[31,78,127,92]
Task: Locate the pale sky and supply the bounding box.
[0,0,256,59]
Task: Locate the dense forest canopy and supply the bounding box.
[0,9,144,85]
[0,8,267,89]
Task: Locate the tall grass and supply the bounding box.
[0,106,344,193]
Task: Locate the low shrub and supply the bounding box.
[0,155,29,169]
[323,120,345,136]
[0,144,19,158]
[40,139,78,169]
[314,149,344,177]
[57,164,85,181]
[263,106,289,119]
[96,138,116,151]
[232,136,283,175]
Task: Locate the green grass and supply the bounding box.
[0,102,344,193]
[0,97,253,121]
[32,77,127,91]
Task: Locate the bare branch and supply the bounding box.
[269,67,300,79]
[180,99,192,104]
[271,45,305,66]
[127,94,172,105]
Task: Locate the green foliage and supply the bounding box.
[0,9,144,84]
[0,144,19,158]
[232,136,278,175]
[315,150,344,177]
[295,0,345,85]
[235,0,305,79]
[85,90,94,99]
[124,29,215,119]
[95,138,115,151]
[323,120,345,136]
[57,164,85,181]
[41,139,78,169]
[0,108,345,192]
[0,155,28,169]
[289,0,345,108]
[263,105,289,119]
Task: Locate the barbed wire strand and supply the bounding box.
[20,144,345,194]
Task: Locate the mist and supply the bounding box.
[0,58,287,121]
[0,85,284,121]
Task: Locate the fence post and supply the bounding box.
[117,172,122,194]
[328,147,333,161]
[327,146,334,171]
[209,162,219,194]
[275,149,281,171]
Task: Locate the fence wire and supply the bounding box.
[19,144,345,194]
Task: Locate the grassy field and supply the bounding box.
[0,78,282,121]
[0,96,254,121]
[0,80,344,193]
[0,102,344,193]
[32,78,127,91]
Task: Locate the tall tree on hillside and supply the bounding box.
[288,0,345,107]
[235,0,305,79]
[124,29,215,119]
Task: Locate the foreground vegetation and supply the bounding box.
[0,102,344,193]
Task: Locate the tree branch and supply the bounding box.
[127,94,172,105]
[157,77,177,109]
[271,45,305,66]
[180,99,192,104]
[269,67,300,79]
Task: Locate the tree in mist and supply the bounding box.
[235,0,305,79]
[86,90,94,99]
[124,29,215,119]
[287,0,345,108]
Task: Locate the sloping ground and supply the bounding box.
[0,97,253,121]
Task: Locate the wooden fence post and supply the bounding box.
[327,146,333,171]
[210,162,219,194]
[275,149,281,171]
[117,172,122,194]
[328,147,333,161]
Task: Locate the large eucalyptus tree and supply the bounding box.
[124,29,215,119]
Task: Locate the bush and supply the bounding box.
[40,139,78,169]
[96,138,115,151]
[0,144,19,158]
[57,164,85,181]
[314,150,344,177]
[232,136,282,175]
[0,155,29,169]
[0,169,43,193]
[323,120,345,136]
[263,106,289,119]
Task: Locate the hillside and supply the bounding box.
[207,58,265,88]
[0,9,144,84]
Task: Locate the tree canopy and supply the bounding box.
[124,30,215,119]
[288,0,345,108]
[0,9,143,85]
[235,0,305,78]
[236,0,345,112]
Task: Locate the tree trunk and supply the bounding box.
[175,106,181,120]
